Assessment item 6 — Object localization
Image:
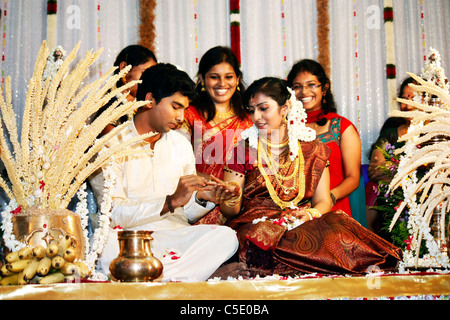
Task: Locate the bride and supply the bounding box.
[214,77,402,276]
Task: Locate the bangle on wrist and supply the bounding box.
[305,208,322,220]
[166,195,175,213]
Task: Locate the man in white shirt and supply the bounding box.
[91,64,246,281]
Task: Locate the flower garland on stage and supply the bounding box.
[352,0,361,131]
[386,48,450,271]
[420,0,426,62]
[138,0,156,53]
[75,162,115,279]
[0,0,8,88]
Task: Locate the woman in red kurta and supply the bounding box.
[287,59,361,217]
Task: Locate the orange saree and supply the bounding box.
[182,106,252,224]
[226,140,402,276]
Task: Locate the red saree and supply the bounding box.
[182,106,253,224]
[227,140,402,276]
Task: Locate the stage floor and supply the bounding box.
[0,272,449,300]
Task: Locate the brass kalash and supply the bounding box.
[109,230,163,282]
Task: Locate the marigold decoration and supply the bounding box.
[316,0,330,78]
[387,48,450,270]
[138,0,157,53]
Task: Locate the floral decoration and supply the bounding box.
[383,48,450,270]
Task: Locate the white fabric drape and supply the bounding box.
[330,0,389,162]
[1,0,449,163]
[0,0,139,136]
[240,0,318,83]
[154,0,230,80]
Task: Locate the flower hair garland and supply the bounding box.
[241,87,316,160]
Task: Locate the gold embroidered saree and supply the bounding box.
[227,140,402,276]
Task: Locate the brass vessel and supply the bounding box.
[109,230,163,282]
[10,207,85,259]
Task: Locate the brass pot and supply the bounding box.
[109,230,163,282]
[9,207,85,260]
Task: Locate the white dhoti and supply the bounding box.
[90,125,238,282]
[98,224,238,282]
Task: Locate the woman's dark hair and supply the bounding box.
[398,77,416,98]
[114,45,157,85]
[136,63,196,103]
[193,46,247,122]
[243,77,290,109]
[286,59,337,118]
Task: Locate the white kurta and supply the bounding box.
[90,121,238,282]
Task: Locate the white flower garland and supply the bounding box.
[80,162,116,278]
[1,162,116,280]
[241,87,316,160]
[1,199,26,252]
[388,48,450,270]
[251,215,304,231]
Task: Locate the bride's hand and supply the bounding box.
[209,175,241,204]
[284,209,311,223]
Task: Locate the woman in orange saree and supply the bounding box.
[179,46,252,225]
[217,77,401,277]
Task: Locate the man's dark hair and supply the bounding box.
[136,63,196,103]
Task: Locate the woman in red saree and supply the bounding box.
[179,46,252,225]
[216,77,401,277]
[287,59,361,217]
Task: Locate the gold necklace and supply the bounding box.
[260,138,293,171]
[215,108,235,118]
[260,136,289,148]
[257,140,305,209]
[261,144,298,180]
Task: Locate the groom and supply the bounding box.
[90,63,248,281]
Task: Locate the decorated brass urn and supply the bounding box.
[9,207,85,260]
[109,230,163,282]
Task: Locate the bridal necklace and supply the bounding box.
[257,139,306,209]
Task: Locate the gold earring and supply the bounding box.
[122,75,127,84]
[201,83,206,92]
[237,81,240,91]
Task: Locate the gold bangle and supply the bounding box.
[222,181,242,207]
[223,193,242,207]
[305,208,322,220]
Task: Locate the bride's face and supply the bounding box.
[247,93,288,135]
